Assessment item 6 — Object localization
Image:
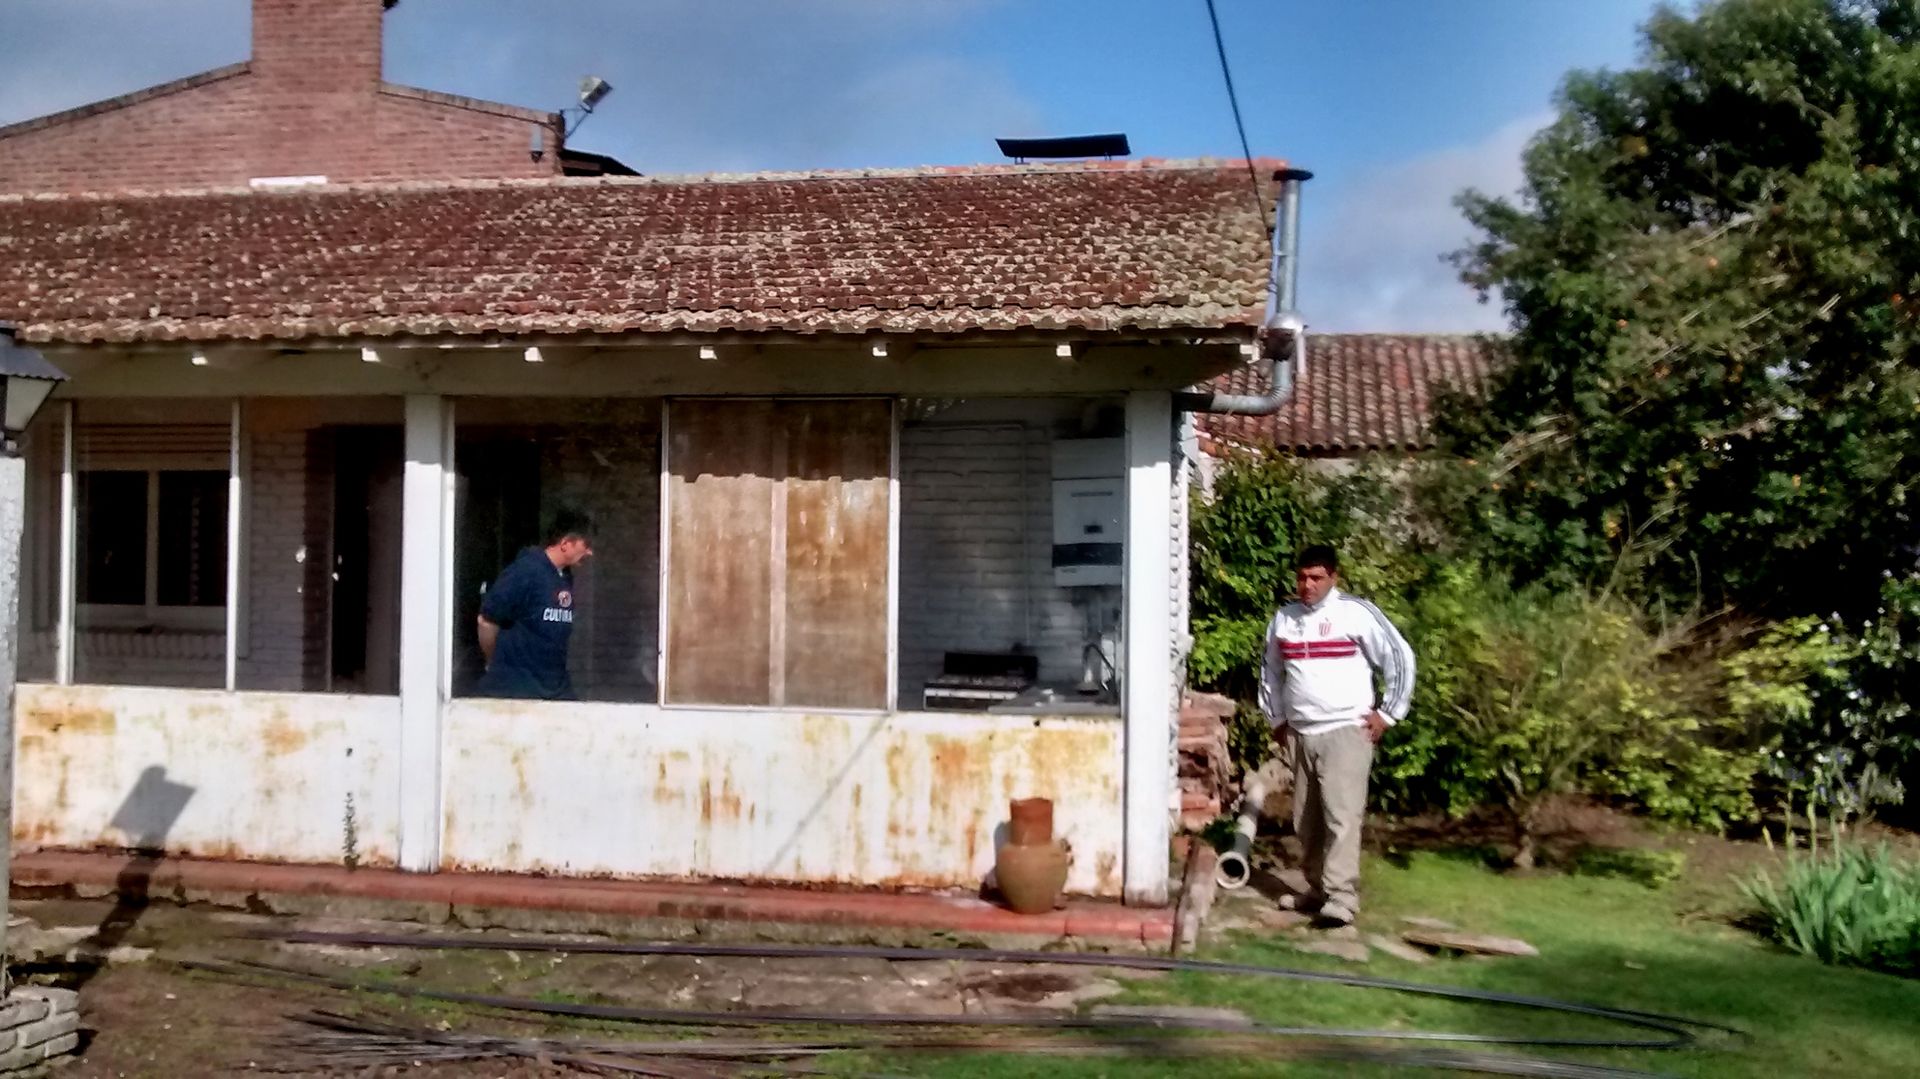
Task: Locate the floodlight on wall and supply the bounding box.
[562,75,615,140]
[580,76,613,111]
[0,325,68,454]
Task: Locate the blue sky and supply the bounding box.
[0,0,1663,331]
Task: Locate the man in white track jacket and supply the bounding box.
[1258,544,1415,926]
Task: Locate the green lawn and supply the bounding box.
[881,849,1920,1078]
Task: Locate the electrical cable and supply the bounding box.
[1203,0,1273,236]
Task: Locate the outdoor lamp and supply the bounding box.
[0,326,66,454]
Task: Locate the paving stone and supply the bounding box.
[1291,937,1371,963]
[1366,933,1433,964]
[1401,929,1539,957]
[1400,915,1459,932]
[1253,908,1312,931]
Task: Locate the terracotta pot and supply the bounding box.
[995,839,1070,915]
[1007,797,1054,846]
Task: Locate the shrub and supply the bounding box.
[1744,844,1920,977]
[1189,454,1422,768]
[1418,575,1707,866]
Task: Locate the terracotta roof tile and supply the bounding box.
[1199,333,1505,455]
[0,160,1279,345]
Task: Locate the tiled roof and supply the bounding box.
[1199,333,1505,455]
[0,160,1278,345]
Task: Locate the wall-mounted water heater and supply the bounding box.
[1051,437,1123,587]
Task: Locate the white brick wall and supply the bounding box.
[897,419,1119,700]
[236,428,318,690]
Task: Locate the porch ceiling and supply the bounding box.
[0,160,1280,346]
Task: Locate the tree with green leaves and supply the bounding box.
[1443,0,1920,621]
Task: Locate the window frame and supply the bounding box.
[76,465,230,633]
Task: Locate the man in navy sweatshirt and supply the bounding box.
[1259,544,1416,927]
[475,511,595,701]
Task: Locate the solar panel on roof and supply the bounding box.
[996,134,1131,162]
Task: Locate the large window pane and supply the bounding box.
[236,398,406,694]
[155,470,228,607]
[453,398,662,704]
[896,398,1125,713]
[78,471,147,606]
[665,399,892,710]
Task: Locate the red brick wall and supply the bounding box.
[0,0,563,194]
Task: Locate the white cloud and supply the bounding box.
[1302,113,1547,334]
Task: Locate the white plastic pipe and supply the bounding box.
[1215,774,1269,890]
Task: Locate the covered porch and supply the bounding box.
[0,161,1281,908]
[11,339,1241,905]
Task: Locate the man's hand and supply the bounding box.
[477,615,500,667]
[1364,710,1390,744]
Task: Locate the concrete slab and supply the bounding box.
[15,849,1172,946]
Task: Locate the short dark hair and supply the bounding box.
[1297,544,1339,575]
[544,508,595,547]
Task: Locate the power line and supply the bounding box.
[1203,0,1272,237]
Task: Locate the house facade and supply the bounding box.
[0,0,620,196]
[1,161,1283,906]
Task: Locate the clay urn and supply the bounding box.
[1008,797,1055,846]
[995,797,1071,915]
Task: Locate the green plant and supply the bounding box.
[1442,0,1920,624]
[1744,843,1920,977]
[1415,573,1773,866]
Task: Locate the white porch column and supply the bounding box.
[54,402,75,685]
[1121,389,1174,906]
[398,394,451,872]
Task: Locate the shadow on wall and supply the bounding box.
[65,765,195,991]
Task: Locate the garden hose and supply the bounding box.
[240,929,1739,1051]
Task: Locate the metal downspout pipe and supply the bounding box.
[1174,167,1313,415]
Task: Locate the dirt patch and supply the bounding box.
[10,901,1165,1076]
[958,970,1080,1003]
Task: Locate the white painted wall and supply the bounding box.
[12,683,402,865]
[440,700,1125,895]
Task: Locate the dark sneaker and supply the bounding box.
[1277,892,1323,914]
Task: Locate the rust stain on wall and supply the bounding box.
[23,706,115,738]
[261,714,310,756]
[710,770,743,822]
[510,749,532,806]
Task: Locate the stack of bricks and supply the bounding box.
[1177,691,1236,831]
[0,987,80,1075]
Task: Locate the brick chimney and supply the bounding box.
[251,0,391,90]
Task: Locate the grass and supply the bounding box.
[873,848,1920,1078]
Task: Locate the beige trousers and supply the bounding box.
[1290,724,1374,914]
